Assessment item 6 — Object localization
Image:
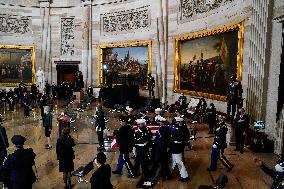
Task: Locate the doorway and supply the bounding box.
[56,64,79,85]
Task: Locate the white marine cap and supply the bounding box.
[175,116,184,122]
[155,108,162,113]
[136,119,146,124]
[155,115,167,122]
[125,106,133,112]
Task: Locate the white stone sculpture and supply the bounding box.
[36,67,45,90]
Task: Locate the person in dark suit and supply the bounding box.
[22,92,30,118]
[95,104,106,151]
[87,85,94,98]
[233,107,249,154]
[56,128,76,189]
[207,103,217,134]
[43,106,52,149]
[112,115,136,178]
[196,97,207,123]
[90,152,113,189]
[3,135,37,189]
[0,120,8,164]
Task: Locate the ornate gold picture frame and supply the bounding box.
[0,45,35,86]
[98,40,152,88]
[174,22,244,101]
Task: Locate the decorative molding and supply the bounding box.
[0,15,31,35]
[100,6,150,34]
[60,17,75,57]
[179,0,234,21]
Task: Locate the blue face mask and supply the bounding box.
[275,164,284,173]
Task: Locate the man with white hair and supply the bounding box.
[154,108,166,123]
[171,116,190,182]
[134,119,152,180]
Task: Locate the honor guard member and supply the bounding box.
[95,104,106,151]
[171,116,190,182]
[255,158,284,189]
[23,91,30,118]
[87,85,94,98]
[39,93,47,119]
[178,93,187,112]
[207,126,234,172]
[3,135,37,189]
[7,89,15,111]
[125,106,136,125]
[133,119,152,178]
[138,109,151,124]
[233,107,249,154]
[112,115,136,178]
[215,116,230,155]
[207,103,217,134]
[151,118,172,180]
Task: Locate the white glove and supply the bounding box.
[212,144,217,148]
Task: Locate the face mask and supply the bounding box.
[275,164,284,172]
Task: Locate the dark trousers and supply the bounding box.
[235,129,245,152]
[227,100,237,120]
[115,153,135,177]
[134,146,150,177]
[0,149,7,164]
[97,131,104,148]
[150,153,171,179]
[208,120,215,134]
[209,147,233,170]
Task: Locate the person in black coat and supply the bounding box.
[56,128,76,189]
[90,152,113,189]
[39,93,47,119]
[196,97,207,123]
[233,107,249,154]
[112,115,136,178]
[207,103,216,134]
[0,122,8,164]
[3,135,36,189]
[95,104,106,151]
[87,85,94,98]
[43,106,52,149]
[22,92,30,118]
[255,158,284,189]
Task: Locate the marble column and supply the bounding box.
[39,0,51,83]
[157,0,166,103]
[81,0,92,89]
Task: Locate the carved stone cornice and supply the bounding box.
[81,0,92,5]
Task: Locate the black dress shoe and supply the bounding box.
[227,165,234,172]
[207,168,216,171]
[179,177,190,182]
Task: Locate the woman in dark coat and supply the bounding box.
[90,152,113,189]
[3,135,36,189]
[56,128,75,189]
[43,106,52,149]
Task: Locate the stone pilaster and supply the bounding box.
[81,0,92,88]
[39,0,51,82]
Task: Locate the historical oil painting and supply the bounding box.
[99,41,151,88]
[0,45,35,86]
[174,22,244,101]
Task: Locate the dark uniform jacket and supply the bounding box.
[43,113,52,130]
[171,125,190,154]
[116,124,134,154]
[0,126,8,150]
[56,135,75,172]
[207,107,216,123]
[95,110,106,131]
[3,148,36,189]
[234,113,249,133]
[90,164,113,189]
[215,123,228,150]
[134,126,152,146]
[260,164,284,189]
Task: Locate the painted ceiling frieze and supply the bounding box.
[101,5,150,34]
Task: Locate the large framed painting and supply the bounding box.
[0,45,35,86]
[174,22,244,101]
[98,40,152,88]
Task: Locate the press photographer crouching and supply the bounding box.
[90,152,113,189]
[255,157,284,189]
